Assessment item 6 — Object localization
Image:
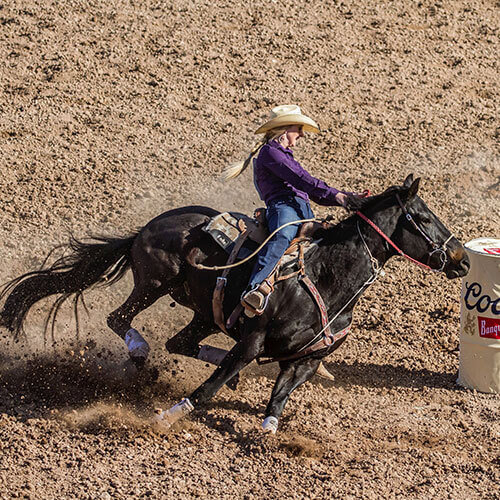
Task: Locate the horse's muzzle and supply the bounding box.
[445,250,470,279]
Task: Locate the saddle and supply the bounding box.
[203,209,324,254]
[203,210,330,331]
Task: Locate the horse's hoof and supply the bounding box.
[153,398,194,427]
[226,373,239,391]
[262,416,278,434]
[316,362,335,382]
[125,328,151,360]
[152,408,172,428]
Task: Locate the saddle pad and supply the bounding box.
[203,212,241,250]
[203,211,268,252]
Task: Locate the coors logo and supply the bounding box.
[463,282,500,316]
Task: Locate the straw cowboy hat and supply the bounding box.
[255,105,320,135]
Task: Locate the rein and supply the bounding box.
[355,211,432,270]
[196,189,454,275]
[194,217,319,271]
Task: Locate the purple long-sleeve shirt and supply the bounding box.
[253,140,341,206]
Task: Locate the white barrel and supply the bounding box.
[458,238,500,393]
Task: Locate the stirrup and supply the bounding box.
[241,281,273,317]
[243,289,265,308]
[241,289,265,317]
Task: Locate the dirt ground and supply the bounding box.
[0,0,499,498]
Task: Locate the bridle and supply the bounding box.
[356,193,454,273]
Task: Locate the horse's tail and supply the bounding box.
[0,234,138,339]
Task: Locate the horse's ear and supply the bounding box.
[406,177,421,200]
[403,174,414,188]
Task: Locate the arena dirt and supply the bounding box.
[0,0,498,498]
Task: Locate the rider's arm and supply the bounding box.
[262,145,346,206]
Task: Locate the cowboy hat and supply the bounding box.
[255,105,320,135]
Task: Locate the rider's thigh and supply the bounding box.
[267,200,302,242]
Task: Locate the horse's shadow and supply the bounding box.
[242,357,459,391]
[318,359,458,390]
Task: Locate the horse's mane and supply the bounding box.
[318,184,405,244]
[354,185,402,213]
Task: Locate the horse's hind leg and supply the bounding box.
[261,357,320,434]
[165,313,239,390]
[107,285,164,367]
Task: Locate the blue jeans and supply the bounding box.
[248,196,314,289]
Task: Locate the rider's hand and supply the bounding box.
[334,192,348,207]
[335,192,364,211]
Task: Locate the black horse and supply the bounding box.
[0,175,469,432]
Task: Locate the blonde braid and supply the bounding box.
[222,128,288,181]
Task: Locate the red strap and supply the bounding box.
[356,211,431,270]
[301,276,331,339]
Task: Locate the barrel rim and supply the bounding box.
[464,237,500,257]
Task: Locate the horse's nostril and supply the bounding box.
[455,258,471,276]
[448,256,471,278]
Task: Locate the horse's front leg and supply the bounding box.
[155,329,265,426]
[262,357,320,434]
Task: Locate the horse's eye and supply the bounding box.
[419,216,432,225]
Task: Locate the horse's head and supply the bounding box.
[392,174,470,278]
[358,174,470,279]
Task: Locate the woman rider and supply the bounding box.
[225,105,364,314]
